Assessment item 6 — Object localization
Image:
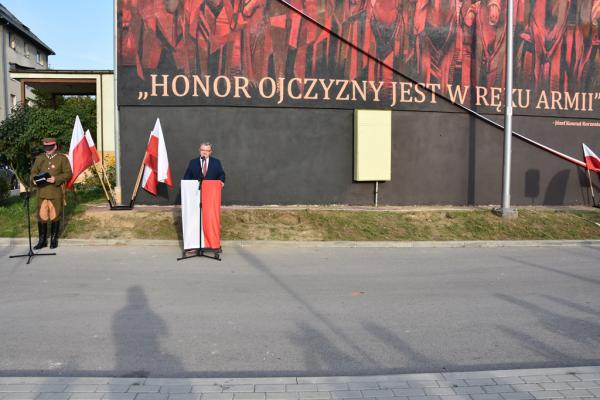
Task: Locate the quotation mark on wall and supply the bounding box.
[137,91,149,101]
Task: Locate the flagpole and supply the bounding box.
[93,162,113,206]
[130,158,145,205]
[98,160,116,201]
[587,169,597,207]
[496,0,517,219]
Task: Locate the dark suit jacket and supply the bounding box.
[183,157,226,182]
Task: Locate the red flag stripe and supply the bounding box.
[67,138,94,188]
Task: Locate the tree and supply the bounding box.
[0,97,96,188]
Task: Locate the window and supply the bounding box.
[9,32,15,49]
[36,51,41,64]
[24,43,29,57]
[10,95,16,108]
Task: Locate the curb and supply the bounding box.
[0,365,599,384]
[2,237,600,248]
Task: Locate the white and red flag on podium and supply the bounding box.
[66,116,94,188]
[582,143,600,173]
[141,118,173,195]
[181,179,222,250]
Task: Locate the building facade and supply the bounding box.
[117,0,600,206]
[0,3,54,119]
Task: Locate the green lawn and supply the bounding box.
[2,192,600,241]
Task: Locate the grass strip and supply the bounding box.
[2,191,600,241]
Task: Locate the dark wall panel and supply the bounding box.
[121,105,599,206]
[374,111,599,206]
[120,106,373,205]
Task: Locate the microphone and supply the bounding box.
[200,156,206,160]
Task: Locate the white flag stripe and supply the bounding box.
[154,118,170,184]
[68,115,85,168]
[141,165,152,187]
[583,143,600,160]
[84,129,95,148]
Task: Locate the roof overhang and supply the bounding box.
[10,69,113,96]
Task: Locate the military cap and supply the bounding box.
[42,138,57,145]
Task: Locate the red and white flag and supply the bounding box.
[85,129,101,164]
[66,116,94,188]
[141,118,173,195]
[582,143,600,173]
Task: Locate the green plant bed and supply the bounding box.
[0,189,106,237]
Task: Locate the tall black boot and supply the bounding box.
[50,221,60,249]
[33,222,48,250]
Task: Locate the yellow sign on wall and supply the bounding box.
[354,109,391,181]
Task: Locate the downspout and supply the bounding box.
[1,23,9,118]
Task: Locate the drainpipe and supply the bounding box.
[1,24,9,119]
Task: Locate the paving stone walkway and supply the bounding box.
[1,367,599,400]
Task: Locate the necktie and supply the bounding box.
[202,159,207,177]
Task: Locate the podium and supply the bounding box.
[179,179,222,260]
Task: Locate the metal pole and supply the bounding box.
[498,0,517,219]
[113,0,122,204]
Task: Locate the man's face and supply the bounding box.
[44,144,57,155]
[199,145,212,159]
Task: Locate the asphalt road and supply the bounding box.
[1,244,599,377]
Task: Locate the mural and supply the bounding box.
[118,0,600,114]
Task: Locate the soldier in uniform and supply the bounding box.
[31,138,72,249]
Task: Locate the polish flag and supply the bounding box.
[85,130,101,164]
[582,143,600,173]
[66,116,94,188]
[141,118,173,195]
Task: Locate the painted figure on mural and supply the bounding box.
[461,0,508,88]
[193,0,273,80]
[337,0,372,80]
[414,0,458,93]
[564,0,598,90]
[287,0,338,79]
[370,0,408,82]
[119,0,194,79]
[119,0,144,77]
[529,0,570,92]
[188,0,243,77]
[338,0,407,87]
[401,0,418,69]
[582,0,600,90]
[118,0,600,106]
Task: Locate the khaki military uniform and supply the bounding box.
[31,153,73,222]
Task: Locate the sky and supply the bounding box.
[2,0,114,70]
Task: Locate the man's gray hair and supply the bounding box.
[199,142,213,150]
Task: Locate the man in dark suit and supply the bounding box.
[183,142,226,185]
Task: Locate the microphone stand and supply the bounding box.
[9,185,56,265]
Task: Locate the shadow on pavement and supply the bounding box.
[288,321,362,373]
[495,293,600,362]
[503,255,600,286]
[112,285,186,377]
[361,321,438,367]
[237,248,379,366]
